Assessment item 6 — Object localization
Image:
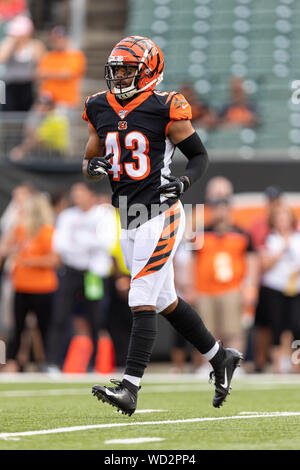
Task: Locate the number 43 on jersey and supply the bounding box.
[105,131,150,181]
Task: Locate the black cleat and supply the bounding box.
[92,379,138,416]
[209,348,243,408]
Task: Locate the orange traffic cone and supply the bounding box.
[63,335,93,373]
[94,335,115,374]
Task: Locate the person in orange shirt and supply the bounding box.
[2,193,59,372]
[193,177,258,359]
[35,26,86,109]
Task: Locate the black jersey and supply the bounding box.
[82,90,192,218]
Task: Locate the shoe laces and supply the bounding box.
[107,379,123,391]
[109,378,141,392]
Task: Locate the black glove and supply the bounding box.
[157,175,190,199]
[87,153,113,177]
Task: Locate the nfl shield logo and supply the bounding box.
[118,110,128,120]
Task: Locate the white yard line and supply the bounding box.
[0,412,299,440]
[134,410,167,414]
[0,389,88,397]
[105,437,165,444]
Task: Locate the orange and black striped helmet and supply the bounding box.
[105,35,164,99]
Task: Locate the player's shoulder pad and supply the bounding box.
[153,90,177,107]
[153,90,192,121]
[82,91,107,122]
[169,92,192,121]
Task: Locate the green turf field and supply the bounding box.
[0,374,300,450]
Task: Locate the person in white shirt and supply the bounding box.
[47,182,117,369]
[255,203,300,373]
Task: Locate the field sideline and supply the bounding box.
[0,373,300,450]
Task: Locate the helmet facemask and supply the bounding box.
[105,57,159,100]
[105,61,141,100]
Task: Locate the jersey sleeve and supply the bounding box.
[82,92,107,131]
[81,95,97,131]
[82,96,90,122]
[169,93,193,121]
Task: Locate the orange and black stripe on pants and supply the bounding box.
[133,202,181,280]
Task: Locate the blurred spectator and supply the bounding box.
[49,189,69,220]
[9,91,70,161]
[255,203,300,373]
[0,182,36,340]
[248,186,283,372]
[0,15,45,111]
[192,177,258,371]
[0,181,36,235]
[1,192,59,372]
[249,186,283,251]
[218,77,259,129]
[179,83,218,130]
[36,25,86,110]
[47,183,117,370]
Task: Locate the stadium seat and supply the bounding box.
[125,0,299,153]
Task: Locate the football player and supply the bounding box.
[82,36,242,416]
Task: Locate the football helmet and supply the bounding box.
[105,35,164,100]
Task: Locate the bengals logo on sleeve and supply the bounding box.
[169,93,192,121]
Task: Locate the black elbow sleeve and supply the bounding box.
[176,132,208,185]
[177,131,208,158]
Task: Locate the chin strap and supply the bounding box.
[113,73,163,99]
